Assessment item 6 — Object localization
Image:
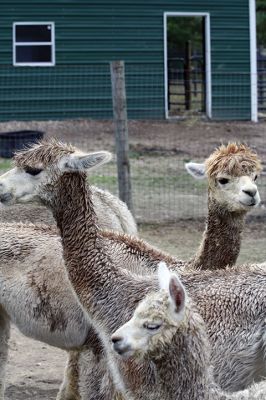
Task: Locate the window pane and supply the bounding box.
[16,45,52,63]
[15,24,52,42]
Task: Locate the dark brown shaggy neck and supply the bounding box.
[49,172,154,334]
[52,172,98,248]
[191,196,245,270]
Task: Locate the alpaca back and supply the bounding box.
[98,232,266,390]
[91,186,137,235]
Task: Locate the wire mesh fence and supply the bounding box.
[0,63,265,224]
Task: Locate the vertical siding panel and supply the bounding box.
[0,1,251,120]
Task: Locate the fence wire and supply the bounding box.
[0,63,265,223]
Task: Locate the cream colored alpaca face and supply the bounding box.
[0,151,112,205]
[112,263,187,359]
[186,162,260,211]
[0,166,46,204]
[210,173,260,212]
[112,294,167,358]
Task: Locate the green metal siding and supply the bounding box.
[0,1,251,121]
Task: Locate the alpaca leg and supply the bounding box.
[0,312,10,400]
[79,349,116,400]
[57,351,80,400]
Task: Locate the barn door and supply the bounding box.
[164,13,211,118]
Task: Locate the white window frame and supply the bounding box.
[163,12,212,119]
[13,22,55,66]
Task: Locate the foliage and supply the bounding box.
[167,16,203,57]
[257,0,266,46]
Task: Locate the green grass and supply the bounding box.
[0,158,12,172]
[89,174,117,188]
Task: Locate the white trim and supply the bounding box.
[13,22,55,67]
[163,12,212,119]
[249,0,258,122]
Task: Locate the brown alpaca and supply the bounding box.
[0,139,264,398]
[185,143,262,270]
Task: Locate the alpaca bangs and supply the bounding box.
[205,143,262,178]
[14,138,75,168]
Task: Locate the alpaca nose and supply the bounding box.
[112,335,129,354]
[242,188,257,198]
[111,335,123,346]
[112,335,122,343]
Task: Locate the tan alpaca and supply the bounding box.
[0,184,136,400]
[185,143,262,269]
[111,262,266,399]
[0,139,264,398]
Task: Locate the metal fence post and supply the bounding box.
[184,40,192,110]
[110,60,134,214]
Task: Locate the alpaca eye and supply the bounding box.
[218,178,229,185]
[24,166,43,176]
[254,175,258,181]
[143,322,162,331]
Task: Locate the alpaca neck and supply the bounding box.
[150,316,212,399]
[51,172,98,249]
[191,195,245,270]
[49,172,155,335]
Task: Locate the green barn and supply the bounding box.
[0,1,258,121]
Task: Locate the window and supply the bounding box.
[13,22,55,66]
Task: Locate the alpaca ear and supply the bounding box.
[169,275,186,315]
[158,262,171,291]
[185,162,206,180]
[60,151,112,172]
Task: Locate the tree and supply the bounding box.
[167,17,203,57]
[257,0,266,46]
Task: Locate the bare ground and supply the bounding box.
[1,118,266,162]
[0,119,265,398]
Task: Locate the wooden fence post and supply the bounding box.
[110,60,134,214]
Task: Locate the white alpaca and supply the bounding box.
[112,262,266,399]
[0,140,264,399]
[0,182,137,400]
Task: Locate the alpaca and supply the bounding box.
[0,142,260,399]
[185,143,262,270]
[111,262,266,399]
[0,139,264,396]
[0,182,137,399]
[0,185,137,234]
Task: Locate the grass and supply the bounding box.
[0,158,12,172]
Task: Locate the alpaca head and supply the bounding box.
[111,262,188,359]
[185,143,262,212]
[0,139,112,206]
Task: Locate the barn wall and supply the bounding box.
[0,0,251,121]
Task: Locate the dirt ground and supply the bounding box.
[0,119,265,398]
[1,119,266,162]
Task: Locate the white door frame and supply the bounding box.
[163,12,212,119]
[249,0,258,122]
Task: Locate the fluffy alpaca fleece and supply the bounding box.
[111,263,266,399]
[186,142,262,270]
[0,140,264,397]
[0,185,137,399]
